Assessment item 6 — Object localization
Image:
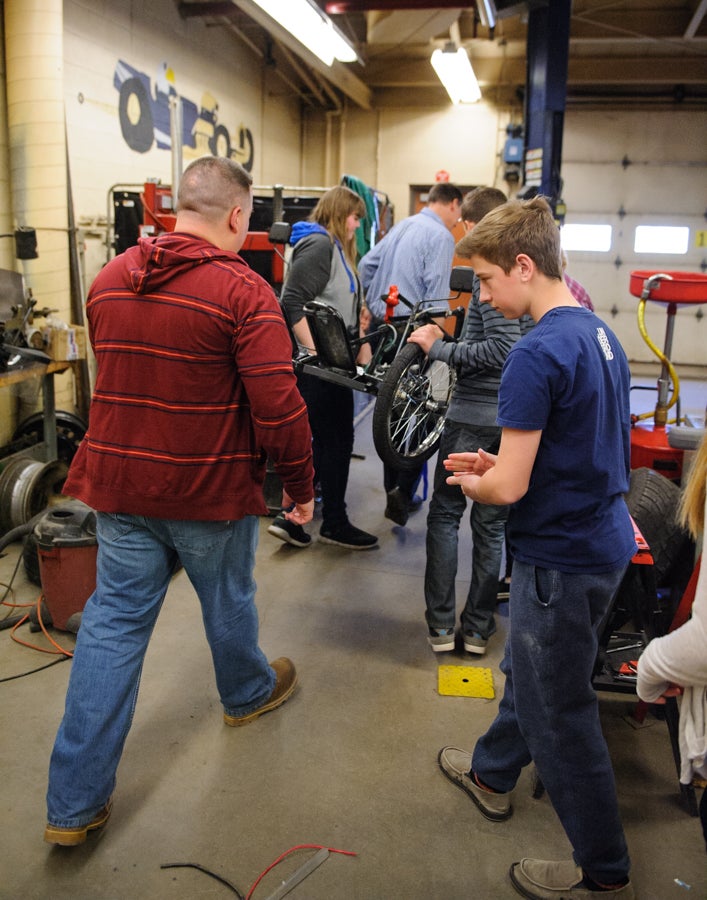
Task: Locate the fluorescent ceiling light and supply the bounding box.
[476,0,496,29]
[251,0,357,66]
[431,46,481,104]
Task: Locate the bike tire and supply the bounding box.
[372,343,455,471]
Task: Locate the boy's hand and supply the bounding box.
[407,323,444,354]
[444,448,497,476]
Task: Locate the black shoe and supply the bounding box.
[384,487,410,526]
[267,514,311,548]
[319,522,378,550]
[409,494,424,513]
[497,578,511,601]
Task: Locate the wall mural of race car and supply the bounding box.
[113,59,254,170]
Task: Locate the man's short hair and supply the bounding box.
[427,182,463,206]
[455,196,564,280]
[461,187,507,224]
[176,156,253,220]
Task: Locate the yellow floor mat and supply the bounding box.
[438,665,495,699]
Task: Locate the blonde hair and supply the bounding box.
[310,186,366,266]
[678,431,707,538]
[456,196,564,280]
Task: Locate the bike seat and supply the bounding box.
[302,301,358,374]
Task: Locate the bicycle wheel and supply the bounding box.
[372,344,456,470]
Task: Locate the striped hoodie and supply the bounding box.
[63,232,313,520]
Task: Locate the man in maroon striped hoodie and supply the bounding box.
[44,157,314,846]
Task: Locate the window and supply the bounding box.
[560,224,612,252]
[634,226,689,255]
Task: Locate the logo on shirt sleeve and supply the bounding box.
[596,327,614,361]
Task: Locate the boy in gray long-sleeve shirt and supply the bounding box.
[408,187,532,655]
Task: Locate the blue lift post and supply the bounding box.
[523,0,571,214]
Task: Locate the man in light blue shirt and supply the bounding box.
[360,182,462,320]
[359,182,463,525]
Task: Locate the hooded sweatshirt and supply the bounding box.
[281,221,361,333]
[63,232,313,520]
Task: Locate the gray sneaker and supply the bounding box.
[428,627,455,652]
[438,747,512,821]
[463,632,488,655]
[509,859,635,899]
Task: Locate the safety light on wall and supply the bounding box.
[250,0,358,66]
[430,44,482,104]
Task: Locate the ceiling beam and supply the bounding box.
[360,53,707,89]
[571,7,706,41]
[568,55,707,85]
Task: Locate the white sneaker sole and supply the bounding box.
[318,535,378,550]
[428,637,455,652]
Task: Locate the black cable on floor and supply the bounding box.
[160,862,245,898]
[0,655,70,682]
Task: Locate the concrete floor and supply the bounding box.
[1,390,707,900]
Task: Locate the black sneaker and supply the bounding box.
[267,514,311,548]
[497,578,511,601]
[409,494,424,514]
[384,487,410,526]
[319,522,378,550]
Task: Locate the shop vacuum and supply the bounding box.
[30,500,97,633]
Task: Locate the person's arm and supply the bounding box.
[234,277,315,512]
[421,300,521,375]
[445,428,542,506]
[407,322,446,354]
[280,235,331,336]
[356,303,373,365]
[637,552,707,700]
[292,318,315,352]
[359,241,388,319]
[421,239,454,303]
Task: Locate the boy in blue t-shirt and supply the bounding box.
[438,197,637,900]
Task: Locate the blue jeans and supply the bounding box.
[472,561,631,883]
[46,513,275,828]
[424,421,506,638]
